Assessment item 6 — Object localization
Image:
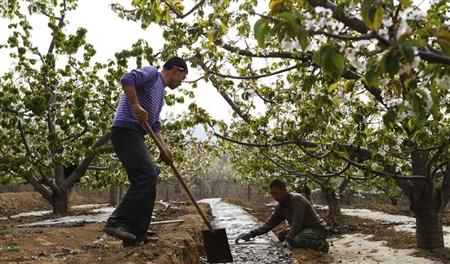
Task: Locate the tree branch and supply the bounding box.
[261,152,305,175]
[162,0,206,19]
[62,131,112,190]
[441,163,450,209]
[206,64,299,80]
[426,143,447,180]
[17,118,60,193]
[10,168,52,201]
[220,43,360,79]
[61,128,88,143]
[311,30,375,41]
[298,145,332,159]
[214,132,317,148]
[185,75,205,83]
[307,162,351,178]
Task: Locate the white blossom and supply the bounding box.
[345,47,366,69]
[315,6,333,18]
[407,9,427,21]
[215,18,222,27]
[397,19,411,38]
[354,40,370,51]
[397,101,415,121]
[379,78,389,86]
[411,55,421,68]
[378,28,389,41]
[436,75,450,88]
[398,63,412,75]
[422,88,433,111]
[386,98,402,108]
[385,18,394,27]
[305,18,315,30]
[281,38,300,51]
[371,163,378,171]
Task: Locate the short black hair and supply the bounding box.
[163,56,188,73]
[269,178,286,190]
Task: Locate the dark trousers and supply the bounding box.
[106,127,158,239]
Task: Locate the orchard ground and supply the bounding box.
[1,192,450,263]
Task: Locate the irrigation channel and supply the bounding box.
[199,198,292,264]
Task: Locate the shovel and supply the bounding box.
[143,123,233,263]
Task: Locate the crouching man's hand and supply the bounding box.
[235,232,253,244]
[281,239,293,250]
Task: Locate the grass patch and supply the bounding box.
[6,242,21,252]
[0,229,10,236]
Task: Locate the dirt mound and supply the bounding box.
[0,192,51,216]
[0,192,107,217]
[0,203,211,263]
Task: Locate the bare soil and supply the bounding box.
[0,197,211,264]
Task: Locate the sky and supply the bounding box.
[0,0,434,127]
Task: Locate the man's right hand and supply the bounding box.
[235,232,253,244]
[132,104,148,125]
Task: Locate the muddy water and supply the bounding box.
[199,198,292,264]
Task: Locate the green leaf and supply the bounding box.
[328,83,339,93]
[254,18,269,47]
[361,0,384,30]
[404,39,426,47]
[400,44,415,62]
[331,51,345,75]
[365,58,380,87]
[295,26,308,50]
[317,43,345,77]
[437,32,450,56]
[382,108,397,129]
[373,5,383,30]
[382,49,400,76]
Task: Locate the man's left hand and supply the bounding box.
[159,149,173,165]
[281,239,293,250]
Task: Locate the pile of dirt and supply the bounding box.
[0,192,51,216]
[0,192,107,217]
[0,203,211,264]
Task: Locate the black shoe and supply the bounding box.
[122,235,156,248]
[103,225,136,241]
[122,239,139,248]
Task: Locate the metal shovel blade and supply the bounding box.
[202,228,233,263]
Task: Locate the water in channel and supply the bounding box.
[199,198,292,264]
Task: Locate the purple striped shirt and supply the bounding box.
[112,66,165,134]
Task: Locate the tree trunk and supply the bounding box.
[415,209,444,249]
[109,185,120,207]
[119,186,125,201]
[396,150,447,250]
[321,186,343,219]
[51,191,69,214]
[296,183,312,202]
[390,197,398,206]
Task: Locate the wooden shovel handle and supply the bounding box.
[142,123,213,231]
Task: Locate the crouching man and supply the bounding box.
[235,179,330,252]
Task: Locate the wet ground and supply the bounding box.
[199,198,292,264]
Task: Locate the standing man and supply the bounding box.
[236,179,330,252]
[103,57,188,247]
